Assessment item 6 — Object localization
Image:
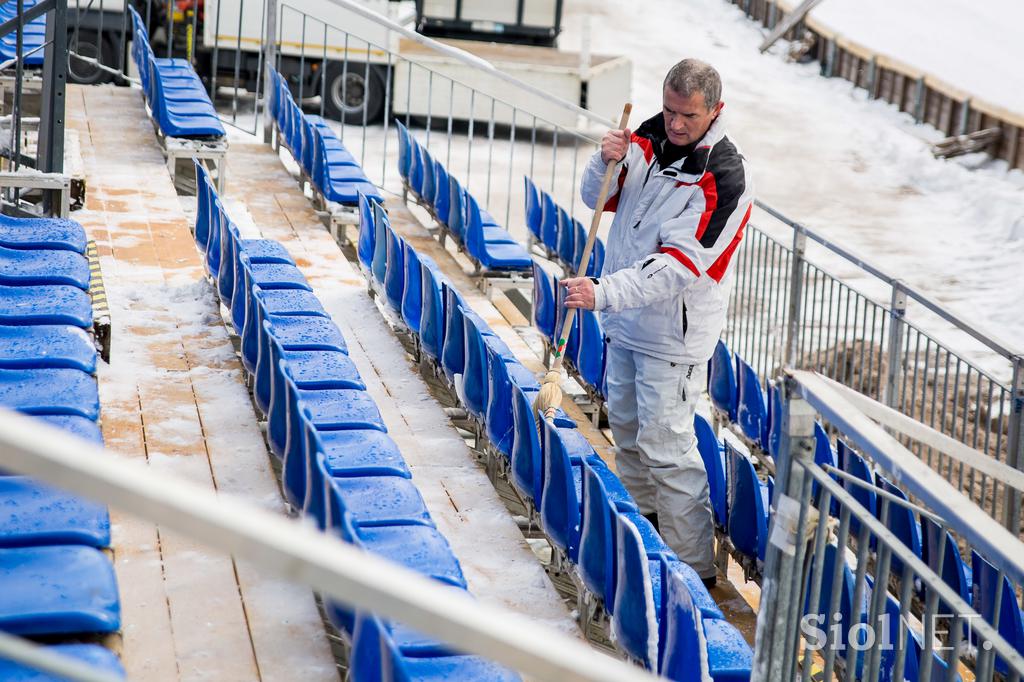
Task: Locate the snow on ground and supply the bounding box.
[802,0,1024,114]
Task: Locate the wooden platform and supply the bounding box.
[66,84,338,681]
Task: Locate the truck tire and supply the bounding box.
[67,30,116,85]
[322,62,386,125]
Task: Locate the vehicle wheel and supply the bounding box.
[67,30,116,85]
[322,62,386,125]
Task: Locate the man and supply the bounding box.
[563,58,753,586]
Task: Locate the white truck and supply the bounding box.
[71,0,631,130]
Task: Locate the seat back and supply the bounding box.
[540,420,582,561]
[553,284,580,368]
[555,205,575,267]
[447,175,467,242]
[708,340,737,422]
[767,381,783,461]
[575,308,606,393]
[510,384,542,505]
[531,260,557,342]
[383,222,406,311]
[420,148,436,208]
[736,357,767,445]
[573,220,605,277]
[658,555,705,680]
[842,446,877,532]
[370,201,389,286]
[611,513,659,669]
[578,461,617,608]
[460,310,492,420]
[877,475,921,576]
[725,442,768,562]
[804,543,864,660]
[440,287,467,382]
[433,160,451,226]
[407,134,422,197]
[971,549,1024,670]
[394,119,411,182]
[193,160,213,252]
[483,340,521,458]
[401,245,423,334]
[418,257,446,361]
[540,190,559,252]
[356,192,376,271]
[694,414,727,527]
[920,516,972,607]
[523,176,542,241]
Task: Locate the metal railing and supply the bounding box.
[725,201,1023,535]
[753,370,1024,681]
[0,407,659,682]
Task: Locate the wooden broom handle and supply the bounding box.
[551,102,632,369]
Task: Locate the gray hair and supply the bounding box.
[663,59,722,110]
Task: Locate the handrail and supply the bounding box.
[754,199,1022,360]
[0,408,658,682]
[319,0,617,128]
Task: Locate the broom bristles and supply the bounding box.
[533,370,563,422]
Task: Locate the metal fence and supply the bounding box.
[725,201,1023,535]
[754,371,1024,682]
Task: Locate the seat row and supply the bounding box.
[395,121,532,274]
[191,161,518,681]
[0,213,124,678]
[355,193,753,680]
[128,7,225,140]
[523,174,605,279]
[268,67,382,206]
[709,339,1023,672]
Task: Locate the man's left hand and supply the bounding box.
[562,277,596,310]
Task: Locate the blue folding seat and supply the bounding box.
[659,556,752,682]
[971,550,1024,671]
[0,325,95,372]
[694,414,728,528]
[446,175,467,244]
[0,368,99,420]
[460,310,497,422]
[371,202,390,287]
[464,196,531,272]
[522,176,543,243]
[611,515,722,670]
[463,192,516,246]
[553,284,581,368]
[440,289,468,385]
[876,475,921,576]
[394,120,412,184]
[352,613,522,682]
[0,477,110,548]
[0,545,120,635]
[766,381,783,461]
[193,160,215,252]
[842,446,877,538]
[572,220,604,277]
[736,357,767,446]
[555,205,575,268]
[0,246,90,290]
[0,214,87,254]
[708,340,738,423]
[146,58,225,139]
[38,414,104,445]
[433,161,452,227]
[539,190,559,254]
[313,129,383,205]
[0,284,92,328]
[240,285,330,375]
[231,253,313,340]
[384,224,406,311]
[410,143,428,202]
[484,351,535,459]
[531,260,557,344]
[510,383,544,505]
[271,369,386,463]
[418,257,447,363]
[420,149,437,212]
[575,308,606,395]
[357,192,378,272]
[725,442,769,563]
[920,516,972,608]
[311,452,433,531]
[803,543,864,658]
[0,643,125,681]
[401,246,424,335]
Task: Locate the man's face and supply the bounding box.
[662,86,724,146]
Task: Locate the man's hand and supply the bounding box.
[600,128,631,164]
[562,277,596,310]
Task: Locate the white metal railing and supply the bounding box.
[0,407,658,682]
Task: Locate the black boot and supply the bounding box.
[643,511,660,532]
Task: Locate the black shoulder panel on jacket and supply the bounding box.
[698,136,746,249]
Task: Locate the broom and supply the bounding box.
[534,102,632,422]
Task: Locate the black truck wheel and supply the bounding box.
[322,62,386,125]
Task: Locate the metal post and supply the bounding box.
[882,282,907,409]
[751,382,817,681]
[784,227,807,368]
[866,56,877,97]
[958,98,971,136]
[37,0,67,186]
[1004,356,1024,533]
[913,76,926,123]
[262,0,278,143]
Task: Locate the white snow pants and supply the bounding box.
[605,343,717,579]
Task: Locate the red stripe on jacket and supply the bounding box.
[705,204,751,282]
[604,165,628,213]
[659,247,701,278]
[693,172,718,241]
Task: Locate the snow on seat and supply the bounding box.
[0,214,87,254]
[0,545,120,636]
[0,643,125,681]
[0,246,91,290]
[0,325,96,373]
[312,453,433,530]
[36,415,104,446]
[0,368,100,420]
[0,477,110,549]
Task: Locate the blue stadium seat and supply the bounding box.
[313,453,433,531]
[971,550,1024,672]
[0,284,92,328]
[539,190,559,254]
[312,125,383,205]
[531,260,557,344]
[420,149,436,212]
[433,161,451,227]
[709,340,738,423]
[804,543,864,658]
[0,325,96,373]
[842,446,877,539]
[0,214,87,254]
[446,175,467,244]
[384,223,406,311]
[523,176,543,243]
[240,285,329,375]
[440,289,468,385]
[37,415,104,446]
[659,556,753,682]
[394,120,412,184]
[464,194,531,272]
[725,442,769,563]
[0,246,90,290]
[0,477,110,548]
[555,205,575,267]
[402,246,424,335]
[371,202,390,287]
[0,368,99,420]
[920,516,972,608]
[575,309,606,396]
[0,643,125,681]
[418,257,447,363]
[572,220,605,277]
[139,34,225,139]
[461,310,498,422]
[0,545,120,635]
[357,192,378,273]
[736,356,767,446]
[876,475,921,576]
[553,284,580,368]
[766,381,783,461]
[694,414,728,528]
[410,143,426,202]
[510,384,543,505]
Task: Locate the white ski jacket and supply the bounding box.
[581,110,754,365]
